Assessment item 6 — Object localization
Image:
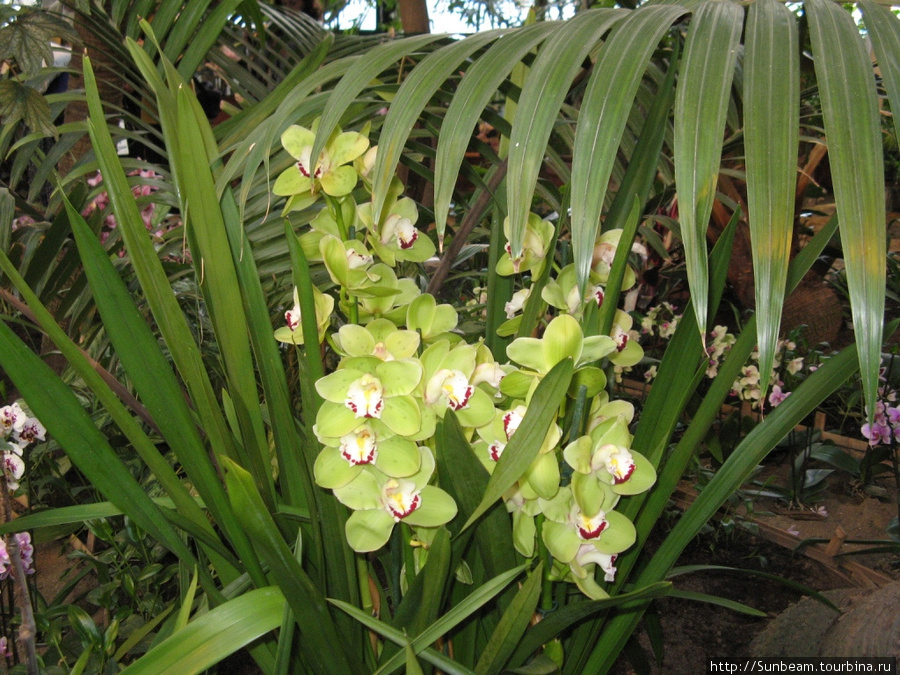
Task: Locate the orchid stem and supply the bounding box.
[535,514,554,613]
[0,474,38,675]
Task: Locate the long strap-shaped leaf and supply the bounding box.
[0,322,200,575]
[570,4,686,296]
[432,22,559,241]
[370,29,504,223]
[63,202,238,560]
[743,0,799,397]
[84,56,238,463]
[174,86,276,507]
[223,459,364,675]
[807,0,886,419]
[673,0,743,339]
[82,57,267,586]
[861,1,900,144]
[462,358,573,531]
[309,33,447,178]
[120,587,285,675]
[506,9,627,260]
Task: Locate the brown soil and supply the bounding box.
[610,456,899,674]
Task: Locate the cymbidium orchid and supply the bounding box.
[564,416,656,517]
[273,121,370,212]
[503,315,617,401]
[357,191,435,265]
[505,485,542,557]
[315,359,424,441]
[319,235,387,297]
[354,265,421,325]
[607,310,643,368]
[542,265,607,318]
[406,294,460,343]
[274,286,335,346]
[591,229,637,290]
[473,405,563,499]
[314,422,422,490]
[332,447,457,553]
[497,213,555,275]
[418,340,494,430]
[504,288,531,319]
[331,319,420,362]
[538,486,636,572]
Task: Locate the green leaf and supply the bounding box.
[174,84,275,507]
[861,2,900,144]
[371,29,503,222]
[666,589,765,617]
[120,588,285,675]
[436,412,518,578]
[674,0,744,337]
[0,7,77,76]
[570,4,686,295]
[743,0,799,397]
[310,34,446,185]
[474,562,543,675]
[63,196,234,558]
[0,80,56,138]
[331,599,478,675]
[506,581,672,670]
[462,358,573,531]
[174,568,200,631]
[344,563,528,675]
[379,527,452,670]
[506,9,626,260]
[223,458,363,675]
[807,0,886,419]
[433,22,558,239]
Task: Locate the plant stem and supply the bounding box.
[0,474,38,675]
[535,515,554,613]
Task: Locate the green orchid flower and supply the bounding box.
[331,319,420,361]
[542,264,607,318]
[320,235,396,299]
[355,264,421,325]
[313,421,422,490]
[471,404,562,500]
[298,198,358,260]
[406,293,460,343]
[564,416,656,518]
[314,359,423,440]
[538,486,636,571]
[418,340,495,430]
[496,213,555,276]
[358,192,435,266]
[507,314,616,377]
[333,447,458,553]
[591,229,637,290]
[607,309,644,368]
[549,547,620,600]
[273,121,370,211]
[504,485,542,558]
[273,286,334,345]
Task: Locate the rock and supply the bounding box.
[752,583,900,658]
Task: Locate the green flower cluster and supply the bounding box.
[273,119,656,598]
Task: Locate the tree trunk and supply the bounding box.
[398,0,430,34]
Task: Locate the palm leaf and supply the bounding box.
[673,0,743,338]
[743,0,799,396]
[807,0,886,417]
